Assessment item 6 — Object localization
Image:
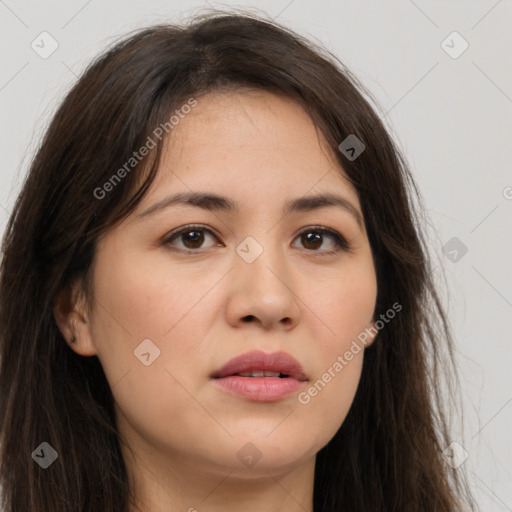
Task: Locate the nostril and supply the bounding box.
[243,315,256,322]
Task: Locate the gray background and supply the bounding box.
[1,1,511,509]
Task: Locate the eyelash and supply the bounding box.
[163,224,350,256]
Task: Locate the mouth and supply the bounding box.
[210,350,308,381]
[231,371,290,378]
[210,350,308,402]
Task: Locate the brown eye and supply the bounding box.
[179,229,205,249]
[301,231,323,250]
[294,227,349,254]
[164,225,219,251]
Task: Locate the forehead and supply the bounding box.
[170,89,331,159]
[151,90,358,201]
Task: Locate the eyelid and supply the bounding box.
[163,223,351,254]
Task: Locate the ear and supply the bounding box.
[53,278,97,357]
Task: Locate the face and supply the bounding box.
[56,89,378,479]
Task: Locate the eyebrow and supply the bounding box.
[137,191,364,231]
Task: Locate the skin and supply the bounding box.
[54,89,378,512]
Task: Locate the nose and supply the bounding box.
[224,239,302,331]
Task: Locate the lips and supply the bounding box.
[210,350,308,382]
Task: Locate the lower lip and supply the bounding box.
[211,376,305,402]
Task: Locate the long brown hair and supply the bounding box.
[0,9,477,511]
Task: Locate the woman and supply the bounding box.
[0,10,477,511]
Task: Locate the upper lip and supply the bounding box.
[211,350,308,381]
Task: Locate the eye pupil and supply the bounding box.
[302,232,322,250]
[182,230,204,249]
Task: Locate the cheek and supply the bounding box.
[297,260,375,433]
[298,351,363,446]
[88,254,213,446]
[306,355,364,430]
[89,251,221,389]
[311,258,377,348]
[92,248,214,339]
